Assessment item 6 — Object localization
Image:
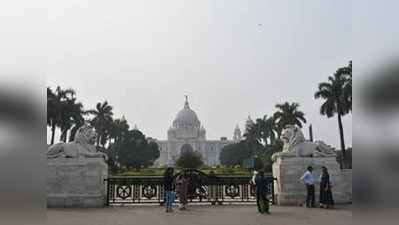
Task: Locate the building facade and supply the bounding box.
[153,97,242,167]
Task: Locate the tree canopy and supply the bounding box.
[86,101,114,147]
[47,86,161,170]
[47,86,84,144]
[219,141,260,167]
[315,61,352,168]
[175,150,204,169]
[274,102,307,133]
[116,129,160,169]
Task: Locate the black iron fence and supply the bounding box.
[105,172,276,206]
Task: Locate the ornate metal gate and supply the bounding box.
[105,170,276,206]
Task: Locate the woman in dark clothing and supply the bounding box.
[319,166,334,209]
[163,167,175,212]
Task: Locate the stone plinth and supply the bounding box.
[272,156,351,206]
[47,158,108,208]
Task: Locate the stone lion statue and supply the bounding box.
[47,124,107,160]
[272,125,336,161]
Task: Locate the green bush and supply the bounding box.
[175,150,204,169]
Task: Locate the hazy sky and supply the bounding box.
[41,0,351,148]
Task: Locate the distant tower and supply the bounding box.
[200,126,206,140]
[233,124,242,142]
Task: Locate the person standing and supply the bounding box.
[255,171,270,214]
[176,172,189,210]
[163,167,175,213]
[319,166,334,209]
[300,166,315,208]
[250,170,258,186]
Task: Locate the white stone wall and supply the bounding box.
[154,139,234,167]
[272,156,352,206]
[340,169,352,203]
[47,158,108,208]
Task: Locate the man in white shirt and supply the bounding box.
[300,166,315,208]
[250,171,258,185]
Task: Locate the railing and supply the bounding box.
[105,174,276,206]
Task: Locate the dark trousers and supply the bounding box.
[256,193,269,213]
[306,184,315,207]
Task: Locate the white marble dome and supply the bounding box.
[154,96,242,167]
[173,98,200,128]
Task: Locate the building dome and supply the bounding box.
[173,97,200,128]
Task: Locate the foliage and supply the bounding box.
[256,140,284,172]
[116,129,160,169]
[175,150,204,169]
[219,141,263,167]
[315,61,352,168]
[241,112,287,172]
[47,85,161,171]
[273,102,307,135]
[244,115,278,146]
[47,86,85,144]
[86,101,114,147]
[108,118,129,144]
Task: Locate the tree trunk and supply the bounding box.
[69,126,77,142]
[337,113,346,169]
[96,130,101,147]
[51,122,56,145]
[60,128,68,143]
[59,130,63,142]
[64,129,68,142]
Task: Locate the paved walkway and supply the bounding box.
[47,204,352,225]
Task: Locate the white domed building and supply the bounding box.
[154,97,242,167]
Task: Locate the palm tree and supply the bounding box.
[67,99,86,142]
[252,115,277,146]
[87,101,114,147]
[273,102,307,137]
[59,95,83,142]
[315,62,352,168]
[47,86,76,144]
[342,61,352,111]
[109,117,130,144]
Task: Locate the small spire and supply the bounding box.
[121,115,126,121]
[233,123,242,141]
[235,124,240,130]
[133,124,138,130]
[184,95,190,109]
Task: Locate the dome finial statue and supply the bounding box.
[184,95,190,109]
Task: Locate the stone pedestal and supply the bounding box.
[47,158,108,208]
[272,156,351,206]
